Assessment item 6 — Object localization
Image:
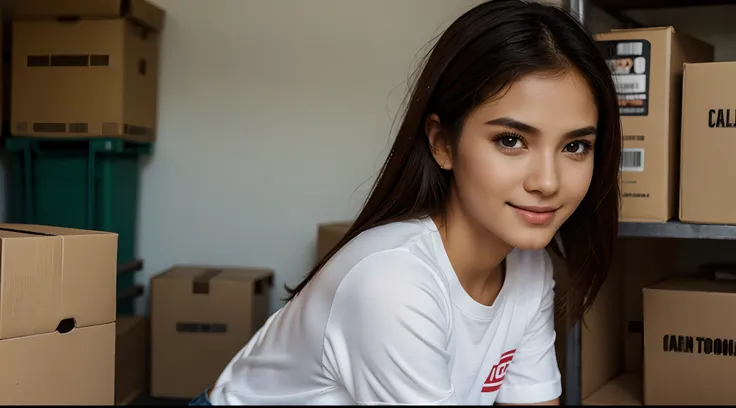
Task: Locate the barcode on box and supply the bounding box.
[621,148,644,172]
[613,74,646,94]
[617,42,643,56]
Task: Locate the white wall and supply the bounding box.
[0,0,728,314]
[137,0,485,314]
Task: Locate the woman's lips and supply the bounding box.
[507,203,559,226]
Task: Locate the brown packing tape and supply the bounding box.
[175,322,228,334]
[191,269,223,295]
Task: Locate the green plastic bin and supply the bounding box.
[5,137,152,315]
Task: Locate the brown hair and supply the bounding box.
[286,0,621,325]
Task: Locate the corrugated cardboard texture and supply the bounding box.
[0,322,115,405]
[644,278,736,405]
[680,61,736,224]
[595,27,713,222]
[11,17,160,141]
[11,0,165,30]
[150,266,274,399]
[0,224,117,340]
[115,316,149,406]
[317,221,352,260]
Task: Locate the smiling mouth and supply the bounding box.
[507,203,560,225]
[507,203,560,213]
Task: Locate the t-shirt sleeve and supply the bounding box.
[496,250,562,404]
[321,250,459,405]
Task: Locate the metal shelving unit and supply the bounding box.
[592,0,734,9]
[561,223,736,405]
[561,0,736,404]
[619,221,736,240]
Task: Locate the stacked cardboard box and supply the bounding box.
[5,0,167,315]
[0,224,117,405]
[150,266,274,399]
[579,237,680,406]
[10,0,164,142]
[595,27,714,222]
[643,277,736,405]
[116,316,149,405]
[576,248,736,406]
[679,61,736,225]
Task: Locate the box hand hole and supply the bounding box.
[56,318,76,334]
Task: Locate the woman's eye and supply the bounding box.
[499,135,522,149]
[563,141,585,154]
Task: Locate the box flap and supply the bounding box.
[128,0,164,31]
[0,227,63,340]
[0,229,41,238]
[217,268,274,283]
[11,0,164,31]
[0,223,115,236]
[645,277,736,295]
[156,266,273,282]
[609,26,675,34]
[683,61,736,72]
[154,266,214,281]
[11,0,124,19]
[154,266,274,295]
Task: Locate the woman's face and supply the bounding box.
[433,70,598,250]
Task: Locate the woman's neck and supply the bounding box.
[432,199,513,306]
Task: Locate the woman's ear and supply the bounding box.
[425,114,453,171]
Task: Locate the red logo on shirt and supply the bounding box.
[481,349,516,393]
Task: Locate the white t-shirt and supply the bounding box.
[209,217,561,405]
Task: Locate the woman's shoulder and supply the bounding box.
[338,245,452,310]
[309,218,452,330]
[327,218,450,291]
[323,248,453,355]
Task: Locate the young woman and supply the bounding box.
[195,0,620,405]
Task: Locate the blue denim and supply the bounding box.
[189,388,212,406]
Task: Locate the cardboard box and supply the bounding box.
[595,27,713,222]
[0,224,118,340]
[582,373,642,406]
[317,221,352,260]
[0,223,118,405]
[643,278,736,405]
[0,323,115,405]
[680,62,736,225]
[576,238,680,405]
[115,316,149,406]
[10,0,164,142]
[150,266,274,399]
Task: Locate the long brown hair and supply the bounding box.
[286,0,621,325]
